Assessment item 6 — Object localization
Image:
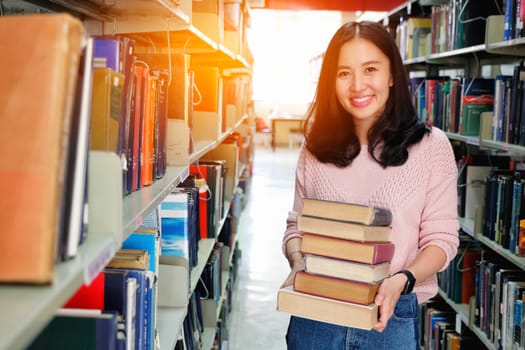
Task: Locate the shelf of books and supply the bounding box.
[123,165,189,238]
[390,1,525,348]
[0,232,116,350]
[436,290,493,349]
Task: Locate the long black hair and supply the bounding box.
[304,21,430,168]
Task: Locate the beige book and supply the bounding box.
[277,286,378,330]
[298,214,391,242]
[304,254,390,283]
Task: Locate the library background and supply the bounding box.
[4,0,525,349]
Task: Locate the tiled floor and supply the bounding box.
[227,145,300,350]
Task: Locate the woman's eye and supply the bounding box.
[337,71,350,78]
[365,66,377,73]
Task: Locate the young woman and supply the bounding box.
[281,21,459,349]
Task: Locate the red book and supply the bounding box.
[63,271,105,310]
[301,232,395,264]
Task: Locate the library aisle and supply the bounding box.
[228,146,300,350]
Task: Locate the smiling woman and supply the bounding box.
[280,21,459,350]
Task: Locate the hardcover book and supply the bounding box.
[297,214,391,242]
[301,198,392,226]
[90,67,124,153]
[294,271,380,305]
[0,13,84,283]
[277,286,378,330]
[27,309,121,350]
[304,254,390,283]
[301,232,395,264]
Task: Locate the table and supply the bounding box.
[269,115,305,151]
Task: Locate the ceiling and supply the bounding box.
[253,0,408,12]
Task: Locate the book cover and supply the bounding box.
[93,37,120,71]
[301,232,395,264]
[152,69,169,180]
[104,269,137,350]
[297,214,391,242]
[27,309,120,350]
[301,198,392,226]
[60,36,94,260]
[139,73,157,187]
[277,286,378,330]
[159,191,189,261]
[304,254,390,283]
[63,271,105,310]
[0,13,84,283]
[294,271,380,305]
[90,67,124,153]
[116,36,136,196]
[122,231,160,273]
[129,63,148,192]
[459,78,495,137]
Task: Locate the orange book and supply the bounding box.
[130,63,147,192]
[0,13,84,283]
[140,73,157,187]
[301,232,395,264]
[294,271,380,305]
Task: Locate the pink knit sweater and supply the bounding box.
[283,127,460,303]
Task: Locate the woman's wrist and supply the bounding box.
[287,250,304,268]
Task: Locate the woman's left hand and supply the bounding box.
[372,273,407,332]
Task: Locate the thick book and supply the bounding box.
[294,271,380,305]
[277,286,378,330]
[304,254,390,283]
[297,214,391,242]
[301,198,392,226]
[90,67,124,153]
[301,232,395,264]
[0,13,84,283]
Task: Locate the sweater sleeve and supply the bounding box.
[419,129,460,271]
[282,144,308,254]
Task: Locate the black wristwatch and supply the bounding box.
[395,270,416,295]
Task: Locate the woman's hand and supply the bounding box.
[280,252,305,288]
[372,273,407,332]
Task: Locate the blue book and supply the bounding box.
[93,37,120,71]
[159,191,189,260]
[122,231,159,273]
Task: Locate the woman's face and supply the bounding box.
[335,37,392,130]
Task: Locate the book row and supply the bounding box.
[0,13,253,284]
[394,0,504,60]
[28,162,246,349]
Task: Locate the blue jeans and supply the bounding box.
[286,293,419,350]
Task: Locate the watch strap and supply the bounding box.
[395,269,416,295]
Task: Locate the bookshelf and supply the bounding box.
[0,0,253,349]
[385,1,525,349]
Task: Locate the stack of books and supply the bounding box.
[277,198,394,330]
